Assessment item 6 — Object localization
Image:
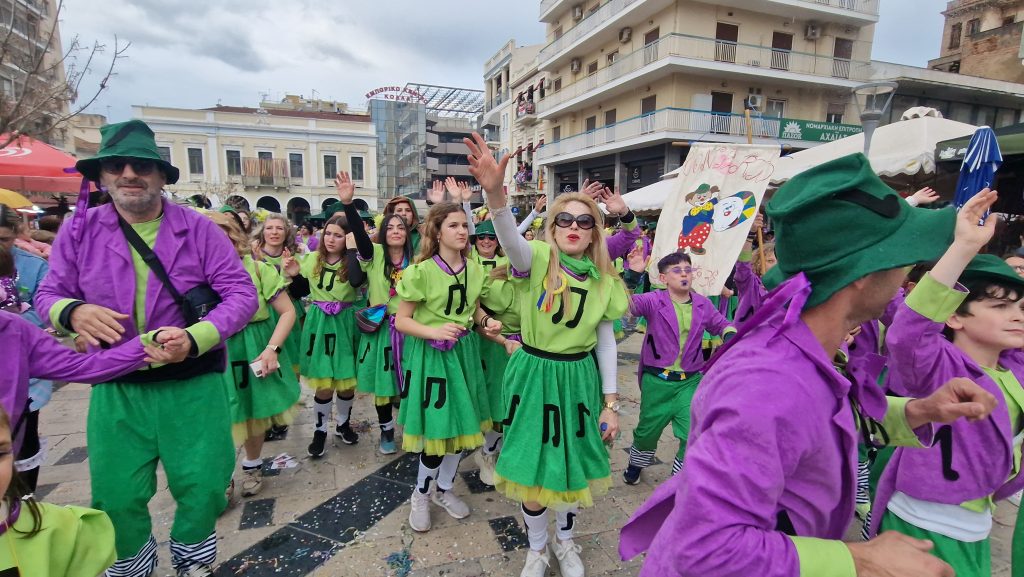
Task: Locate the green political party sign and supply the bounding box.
[778,119,863,142]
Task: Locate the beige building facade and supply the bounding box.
[530,0,878,192]
[929,0,1024,83]
[134,103,377,223]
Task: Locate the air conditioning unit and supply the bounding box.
[572,4,583,20]
[570,58,582,73]
[544,78,552,90]
[746,94,764,110]
[619,27,633,43]
[805,23,821,40]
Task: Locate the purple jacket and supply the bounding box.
[631,289,732,379]
[732,261,766,323]
[848,289,904,393]
[35,199,257,360]
[619,275,902,577]
[1,311,148,449]
[606,221,642,261]
[869,288,1024,536]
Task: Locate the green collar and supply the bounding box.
[560,253,599,280]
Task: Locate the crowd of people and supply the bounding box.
[2,118,1024,577]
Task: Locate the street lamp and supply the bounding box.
[852,81,898,157]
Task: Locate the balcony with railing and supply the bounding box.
[712,0,878,24]
[535,107,860,164]
[242,157,290,188]
[538,0,651,68]
[537,33,869,119]
[515,100,538,125]
[538,0,569,22]
[485,89,510,112]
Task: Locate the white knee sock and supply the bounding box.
[313,396,332,433]
[437,452,463,492]
[555,505,579,541]
[335,395,353,426]
[416,454,442,494]
[522,504,550,552]
[482,430,503,455]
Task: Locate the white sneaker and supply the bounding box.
[409,488,432,532]
[431,489,470,519]
[520,546,550,577]
[552,538,585,577]
[474,450,497,486]
[1010,490,1023,506]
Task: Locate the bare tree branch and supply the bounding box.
[0,0,127,150]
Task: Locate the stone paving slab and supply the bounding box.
[38,331,1019,576]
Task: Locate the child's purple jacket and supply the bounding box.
[630,289,732,380]
[869,277,1024,536]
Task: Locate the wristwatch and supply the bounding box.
[603,400,621,413]
[266,344,282,353]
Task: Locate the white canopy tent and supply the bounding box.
[622,166,684,214]
[769,115,976,184]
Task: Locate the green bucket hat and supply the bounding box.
[959,254,1024,290]
[75,119,180,184]
[474,219,496,238]
[763,153,955,308]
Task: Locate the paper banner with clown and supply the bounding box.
[648,143,779,296]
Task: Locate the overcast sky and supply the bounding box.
[60,0,948,122]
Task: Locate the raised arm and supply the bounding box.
[465,132,534,272]
[518,195,546,234]
[336,171,374,261]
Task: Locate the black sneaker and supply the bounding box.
[264,424,289,442]
[623,465,642,485]
[335,422,359,445]
[307,430,328,458]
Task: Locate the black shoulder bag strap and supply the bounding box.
[117,213,185,307]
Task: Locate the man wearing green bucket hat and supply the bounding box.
[621,153,1001,577]
[36,119,258,577]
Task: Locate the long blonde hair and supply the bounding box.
[541,192,620,314]
[415,202,468,264]
[207,212,251,258]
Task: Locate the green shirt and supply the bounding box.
[396,256,490,329]
[667,299,693,372]
[298,252,357,302]
[513,240,629,354]
[480,265,522,335]
[359,243,406,315]
[471,247,507,274]
[243,255,288,323]
[127,218,163,335]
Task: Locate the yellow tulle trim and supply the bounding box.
[232,406,298,444]
[402,433,484,456]
[374,395,397,406]
[305,377,357,392]
[479,419,493,433]
[493,474,613,510]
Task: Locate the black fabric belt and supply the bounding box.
[522,344,589,362]
[113,349,225,384]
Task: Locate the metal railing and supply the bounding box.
[536,107,789,162]
[809,0,877,15]
[539,0,562,18]
[538,0,641,65]
[537,34,870,115]
[486,90,509,111]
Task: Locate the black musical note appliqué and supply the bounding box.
[552,287,588,328]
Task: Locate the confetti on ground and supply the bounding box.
[269,453,299,470]
[385,548,414,577]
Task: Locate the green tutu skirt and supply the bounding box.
[224,318,301,442]
[479,337,510,431]
[270,295,305,374]
[397,334,489,456]
[357,323,398,405]
[299,305,359,391]
[494,347,610,510]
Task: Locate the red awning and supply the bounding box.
[0,134,88,193]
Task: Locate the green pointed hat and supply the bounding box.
[75,119,179,184]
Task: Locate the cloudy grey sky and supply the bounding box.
[60,0,948,122]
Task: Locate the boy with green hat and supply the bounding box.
[870,228,1024,576]
[36,119,258,577]
[621,153,1000,577]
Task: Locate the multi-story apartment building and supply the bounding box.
[482,40,546,213]
[532,0,879,193]
[1,0,69,147]
[928,0,1024,83]
[134,101,377,224]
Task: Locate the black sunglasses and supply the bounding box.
[476,234,497,241]
[100,157,158,176]
[554,212,596,230]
